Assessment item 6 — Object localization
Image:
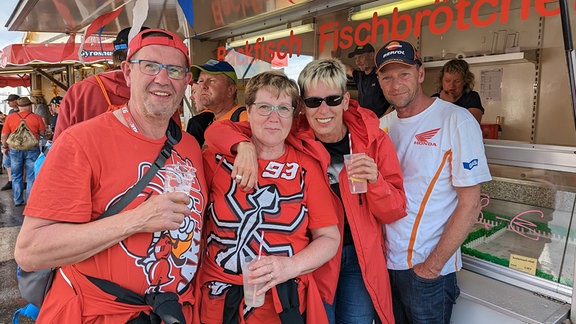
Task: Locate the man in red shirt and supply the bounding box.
[1,97,46,206]
[15,28,207,323]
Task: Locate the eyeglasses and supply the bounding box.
[302,95,344,108]
[129,60,189,80]
[251,102,294,118]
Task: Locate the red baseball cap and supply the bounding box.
[126,29,190,66]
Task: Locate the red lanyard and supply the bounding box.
[120,105,140,133]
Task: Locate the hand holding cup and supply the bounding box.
[241,256,266,307]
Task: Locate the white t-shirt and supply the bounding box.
[380,98,492,275]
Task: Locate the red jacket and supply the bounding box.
[54,69,129,140]
[205,100,406,323]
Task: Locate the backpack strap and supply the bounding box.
[15,112,32,121]
[98,118,182,219]
[230,106,246,122]
[94,74,113,109]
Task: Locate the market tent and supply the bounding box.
[0,42,114,66]
[0,75,30,88]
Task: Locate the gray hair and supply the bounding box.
[298,58,347,97]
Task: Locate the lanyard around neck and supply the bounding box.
[121,106,140,133]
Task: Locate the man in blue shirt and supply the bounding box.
[346,43,391,118]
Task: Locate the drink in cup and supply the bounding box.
[163,163,195,194]
[343,153,368,194]
[241,256,265,307]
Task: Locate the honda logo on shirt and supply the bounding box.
[414,128,440,146]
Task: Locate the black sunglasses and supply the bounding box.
[303,95,344,108]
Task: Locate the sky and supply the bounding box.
[0,0,24,49]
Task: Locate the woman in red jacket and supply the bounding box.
[205,58,407,324]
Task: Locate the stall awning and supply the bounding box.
[0,42,114,66]
[0,75,30,88]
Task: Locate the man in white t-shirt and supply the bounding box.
[377,40,492,324]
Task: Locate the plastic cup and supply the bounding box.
[241,256,265,307]
[163,163,195,194]
[343,153,368,194]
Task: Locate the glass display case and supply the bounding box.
[453,140,576,323]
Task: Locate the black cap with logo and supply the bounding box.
[348,43,375,58]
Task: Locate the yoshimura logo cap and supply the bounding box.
[114,26,150,51]
[376,40,422,72]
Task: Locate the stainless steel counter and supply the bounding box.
[453,269,570,324]
[455,140,576,323]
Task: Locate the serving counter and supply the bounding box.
[452,140,576,323]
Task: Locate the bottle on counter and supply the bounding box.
[496,116,503,139]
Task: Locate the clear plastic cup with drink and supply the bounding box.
[343,153,368,194]
[241,256,265,307]
[163,163,195,194]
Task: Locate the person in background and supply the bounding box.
[0,111,5,172]
[49,96,62,133]
[377,40,492,324]
[14,29,206,322]
[432,59,484,124]
[53,26,148,140]
[2,94,20,189]
[190,81,206,114]
[191,59,247,122]
[200,70,340,323]
[1,97,46,206]
[7,94,20,114]
[186,60,246,146]
[31,95,51,127]
[207,58,407,324]
[345,43,391,118]
[0,111,6,138]
[185,81,214,146]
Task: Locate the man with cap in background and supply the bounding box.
[345,43,391,118]
[191,59,247,122]
[1,97,46,206]
[186,59,247,146]
[49,96,62,133]
[53,26,148,140]
[15,28,207,323]
[6,94,20,114]
[1,94,20,189]
[377,40,491,323]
